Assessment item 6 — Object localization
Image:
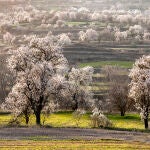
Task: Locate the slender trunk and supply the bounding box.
[73,101,78,111]
[72,93,78,111]
[144,118,148,129]
[25,114,29,125]
[35,111,41,126]
[144,107,149,129]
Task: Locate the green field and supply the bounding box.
[106,114,144,130]
[0,139,149,150]
[79,61,133,68]
[66,21,88,26]
[0,112,146,130]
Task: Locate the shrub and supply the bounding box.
[91,108,113,128]
[73,109,85,127]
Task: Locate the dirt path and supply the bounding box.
[0,127,149,143]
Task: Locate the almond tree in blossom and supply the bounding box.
[2,36,68,125]
[129,55,150,129]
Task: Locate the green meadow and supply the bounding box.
[0,112,146,131]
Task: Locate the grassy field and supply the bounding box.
[0,139,149,150]
[106,114,144,130]
[0,112,146,130]
[66,21,88,26]
[79,61,133,68]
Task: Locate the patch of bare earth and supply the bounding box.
[0,127,149,143]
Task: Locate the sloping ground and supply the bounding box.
[64,43,150,64]
[31,0,150,11]
[0,127,149,143]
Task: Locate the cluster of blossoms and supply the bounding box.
[22,32,72,46]
[114,31,128,42]
[3,32,16,45]
[57,33,72,46]
[78,29,98,42]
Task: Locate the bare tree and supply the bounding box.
[102,65,131,116]
[109,81,129,116]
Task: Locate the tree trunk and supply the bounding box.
[24,110,29,125]
[34,97,43,126]
[144,118,148,129]
[72,93,78,111]
[35,112,41,126]
[120,109,125,116]
[144,107,149,129]
[25,114,29,125]
[73,101,78,111]
[121,111,125,116]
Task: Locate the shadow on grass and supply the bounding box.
[0,124,53,128]
[0,112,11,115]
[106,113,141,121]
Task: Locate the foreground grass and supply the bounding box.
[0,139,149,150]
[0,112,146,130]
[79,61,133,68]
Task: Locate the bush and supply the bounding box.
[91,108,113,128]
[73,109,85,127]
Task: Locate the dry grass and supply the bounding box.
[0,140,149,150]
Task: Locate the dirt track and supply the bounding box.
[0,127,149,143]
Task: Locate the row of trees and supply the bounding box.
[1,3,150,34]
[2,26,150,52]
[1,36,150,129]
[2,31,72,47]
[0,29,150,128]
[1,40,150,129]
[1,3,150,53]
[78,26,150,43]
